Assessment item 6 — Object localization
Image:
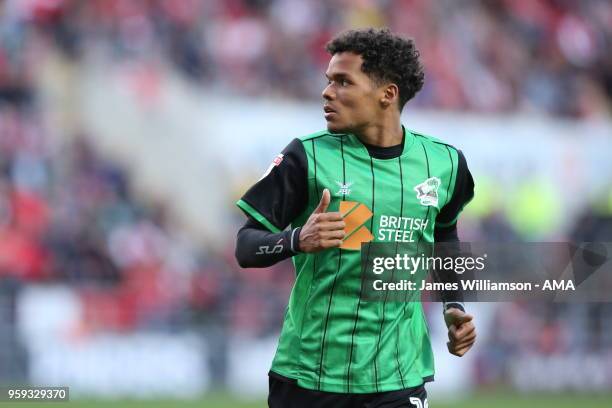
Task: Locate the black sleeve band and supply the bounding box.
[437,149,474,227]
[433,223,465,311]
[235,218,301,268]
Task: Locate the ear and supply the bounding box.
[380,83,399,108]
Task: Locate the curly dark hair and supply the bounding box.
[326,28,425,110]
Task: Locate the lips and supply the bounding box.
[323,105,336,113]
[323,105,337,120]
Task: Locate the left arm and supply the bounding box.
[434,223,465,313]
[435,149,476,357]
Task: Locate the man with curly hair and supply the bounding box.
[235,28,476,407]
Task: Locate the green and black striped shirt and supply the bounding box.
[237,126,474,393]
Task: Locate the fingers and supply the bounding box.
[447,335,476,353]
[316,212,344,222]
[457,313,474,324]
[455,322,476,339]
[444,309,473,330]
[451,337,476,355]
[447,322,477,357]
[448,322,476,342]
[452,332,477,349]
[312,189,344,220]
[314,189,331,214]
[446,309,473,324]
[313,227,345,248]
[457,324,475,340]
[301,190,347,252]
[458,328,477,342]
[320,239,343,249]
[307,219,345,236]
[448,324,457,339]
[447,341,474,357]
[319,229,346,240]
[318,220,346,231]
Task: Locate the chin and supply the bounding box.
[326,122,348,134]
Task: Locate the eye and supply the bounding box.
[325,78,349,87]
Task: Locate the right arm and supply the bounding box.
[235,189,345,268]
[234,139,344,268]
[235,218,301,268]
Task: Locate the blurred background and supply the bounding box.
[0,0,611,407]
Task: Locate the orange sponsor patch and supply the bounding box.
[339,201,374,250]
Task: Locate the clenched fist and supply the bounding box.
[444,308,476,357]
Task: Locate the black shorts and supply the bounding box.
[268,372,428,408]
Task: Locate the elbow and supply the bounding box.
[236,254,250,269]
[235,241,249,268]
[235,233,254,268]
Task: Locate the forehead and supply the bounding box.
[326,52,365,77]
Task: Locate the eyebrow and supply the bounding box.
[325,72,351,80]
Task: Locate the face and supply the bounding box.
[322,52,387,134]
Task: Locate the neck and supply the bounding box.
[354,117,403,147]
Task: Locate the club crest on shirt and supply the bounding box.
[259,153,284,180]
[335,181,354,196]
[414,177,441,207]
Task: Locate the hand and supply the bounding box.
[298,189,345,253]
[444,307,476,357]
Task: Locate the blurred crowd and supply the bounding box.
[1,0,611,118]
[0,100,295,336]
[474,301,612,388]
[0,98,296,388]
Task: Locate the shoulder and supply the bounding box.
[410,129,459,156]
[297,131,347,155]
[280,131,344,168]
[298,130,345,143]
[298,129,332,142]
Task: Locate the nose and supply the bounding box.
[322,83,334,101]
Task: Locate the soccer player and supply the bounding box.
[235,28,476,407]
